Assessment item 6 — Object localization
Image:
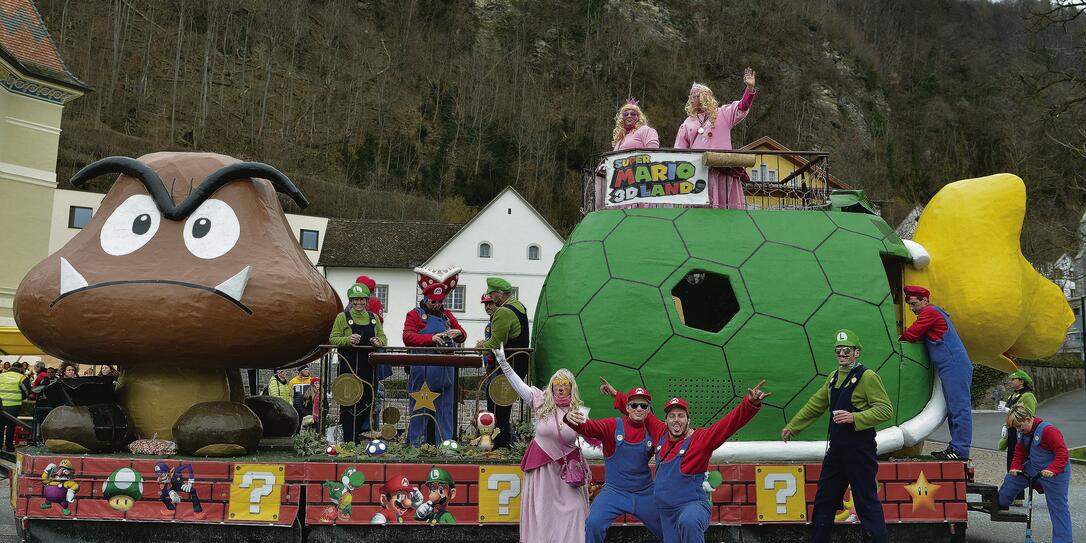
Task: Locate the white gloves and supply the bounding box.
[415,500,434,519]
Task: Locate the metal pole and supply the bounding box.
[1079,297,1085,387]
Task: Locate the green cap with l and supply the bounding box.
[834,329,861,349]
[1008,369,1033,386]
[486,277,512,294]
[347,283,371,299]
[425,466,455,485]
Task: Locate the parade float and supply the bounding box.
[5,149,1073,542]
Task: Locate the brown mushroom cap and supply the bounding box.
[14,152,340,369]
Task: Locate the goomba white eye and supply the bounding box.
[183,199,240,259]
[100,194,162,256]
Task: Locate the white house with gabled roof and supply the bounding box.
[320,187,565,345]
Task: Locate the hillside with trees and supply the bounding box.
[38,0,1086,261]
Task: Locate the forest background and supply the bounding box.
[38,0,1086,263]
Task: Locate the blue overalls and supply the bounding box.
[810,364,887,543]
[340,308,379,443]
[653,434,710,543]
[997,421,1073,542]
[924,306,973,458]
[407,307,457,446]
[585,418,663,543]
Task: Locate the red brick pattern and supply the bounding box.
[15,454,968,527]
[16,456,299,525]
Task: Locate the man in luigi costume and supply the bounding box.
[476,276,530,448]
[329,283,387,443]
[782,329,893,543]
[414,466,458,524]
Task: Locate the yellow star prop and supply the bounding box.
[409,382,441,412]
[903,471,941,512]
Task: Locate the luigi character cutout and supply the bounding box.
[371,474,424,524]
[322,467,365,521]
[14,153,340,456]
[414,466,458,524]
[40,459,79,516]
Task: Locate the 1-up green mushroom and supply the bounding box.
[103,467,144,511]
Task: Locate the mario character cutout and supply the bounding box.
[414,466,457,524]
[371,474,423,524]
[154,462,205,519]
[40,459,79,515]
[321,467,365,521]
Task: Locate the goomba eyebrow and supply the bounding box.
[70,156,310,220]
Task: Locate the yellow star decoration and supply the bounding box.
[903,471,942,512]
[409,382,441,412]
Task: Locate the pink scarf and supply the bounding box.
[554,396,571,407]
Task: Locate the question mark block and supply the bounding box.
[228,464,285,523]
[755,465,806,522]
[478,466,524,523]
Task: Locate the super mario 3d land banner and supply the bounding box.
[603,151,709,206]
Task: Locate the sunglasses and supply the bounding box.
[551,378,572,386]
[622,111,639,117]
[628,402,650,410]
[834,347,855,355]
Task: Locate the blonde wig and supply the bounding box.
[611,103,649,147]
[535,367,585,421]
[685,82,719,123]
[1005,404,1034,428]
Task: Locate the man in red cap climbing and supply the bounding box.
[900,285,973,460]
[564,383,663,542]
[603,378,769,542]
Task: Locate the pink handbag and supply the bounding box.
[555,414,590,488]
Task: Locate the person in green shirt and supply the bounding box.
[781,329,893,543]
[265,369,293,404]
[475,277,530,448]
[328,283,387,442]
[998,369,1037,503]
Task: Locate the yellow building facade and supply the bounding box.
[740,136,848,210]
[0,0,86,326]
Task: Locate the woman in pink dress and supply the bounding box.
[674,67,758,209]
[494,347,588,543]
[596,99,661,208]
[612,99,660,151]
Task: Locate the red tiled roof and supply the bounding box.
[0,0,85,89]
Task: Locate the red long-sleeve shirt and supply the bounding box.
[565,395,650,458]
[615,392,760,475]
[402,308,466,346]
[1010,418,1069,475]
[900,305,948,342]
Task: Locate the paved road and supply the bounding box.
[0,476,19,543]
[930,389,1086,450]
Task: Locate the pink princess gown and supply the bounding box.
[595,125,661,209]
[497,357,588,542]
[674,88,756,209]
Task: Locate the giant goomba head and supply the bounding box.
[14,152,340,368]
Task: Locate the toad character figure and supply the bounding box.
[14,153,340,455]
